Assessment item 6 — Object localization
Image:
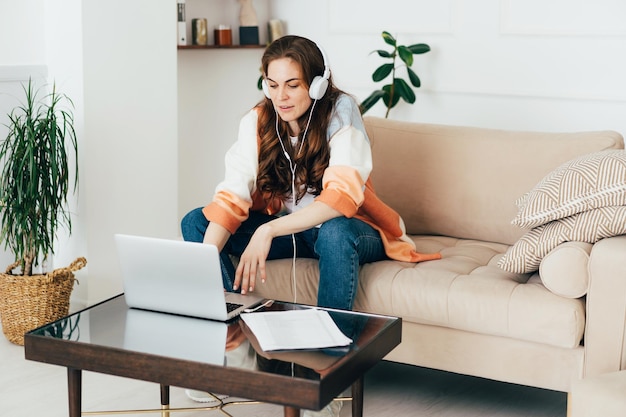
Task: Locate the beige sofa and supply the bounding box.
[252,116,626,395]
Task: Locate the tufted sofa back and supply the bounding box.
[364,117,624,245]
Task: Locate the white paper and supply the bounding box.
[240,308,352,351]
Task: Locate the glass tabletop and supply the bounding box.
[28,294,399,383]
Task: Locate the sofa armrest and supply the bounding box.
[584,235,626,378]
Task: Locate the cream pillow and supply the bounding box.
[513,150,626,229]
[539,242,592,299]
[498,206,626,274]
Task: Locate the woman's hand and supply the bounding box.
[234,223,274,294]
[233,202,342,294]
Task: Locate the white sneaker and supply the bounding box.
[303,400,343,417]
[184,389,229,404]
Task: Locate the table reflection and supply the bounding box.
[30,295,370,381]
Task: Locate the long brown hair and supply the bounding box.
[256,36,343,204]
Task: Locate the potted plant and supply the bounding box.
[360,31,431,117]
[0,78,86,345]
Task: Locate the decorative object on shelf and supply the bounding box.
[0,78,86,346]
[177,0,187,46]
[238,0,259,45]
[192,18,207,45]
[360,31,430,118]
[214,24,233,46]
[268,19,284,42]
[240,27,259,45]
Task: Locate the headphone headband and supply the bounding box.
[316,41,330,80]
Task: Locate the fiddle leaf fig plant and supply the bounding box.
[0,78,78,276]
[360,31,431,118]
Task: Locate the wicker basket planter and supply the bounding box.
[0,257,86,345]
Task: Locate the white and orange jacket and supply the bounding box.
[203,95,441,263]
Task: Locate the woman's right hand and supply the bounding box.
[234,223,274,294]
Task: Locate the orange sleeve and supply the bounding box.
[202,191,252,234]
[315,165,366,217]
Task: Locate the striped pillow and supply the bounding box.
[512,150,626,229]
[498,206,626,273]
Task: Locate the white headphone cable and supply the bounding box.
[274,100,317,304]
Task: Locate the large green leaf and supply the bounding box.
[398,45,414,67]
[359,90,385,114]
[394,78,416,104]
[382,31,396,47]
[382,84,401,108]
[407,67,421,88]
[372,63,394,82]
[375,49,393,58]
[408,43,430,54]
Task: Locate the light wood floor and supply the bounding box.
[1,330,567,417]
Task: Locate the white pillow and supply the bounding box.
[513,150,626,229]
[539,242,592,299]
[499,206,626,274]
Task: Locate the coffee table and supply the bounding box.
[24,294,401,417]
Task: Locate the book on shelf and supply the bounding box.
[177,0,187,46]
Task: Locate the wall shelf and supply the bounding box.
[178,0,271,50]
[177,44,265,50]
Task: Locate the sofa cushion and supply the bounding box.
[512,150,626,229]
[539,242,592,299]
[255,236,586,350]
[498,206,626,274]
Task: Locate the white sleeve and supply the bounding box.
[328,125,372,184]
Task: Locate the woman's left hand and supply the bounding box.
[234,223,274,294]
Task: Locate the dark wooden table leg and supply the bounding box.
[160,384,170,405]
[67,368,82,417]
[284,406,300,417]
[161,385,170,417]
[352,376,364,417]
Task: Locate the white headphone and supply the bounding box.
[262,41,330,100]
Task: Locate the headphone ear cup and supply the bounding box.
[262,79,271,99]
[308,75,328,100]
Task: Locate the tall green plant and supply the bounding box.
[0,79,78,276]
[360,31,430,118]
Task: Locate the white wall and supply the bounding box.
[268,0,626,132]
[178,0,626,221]
[178,49,266,215]
[82,0,178,304]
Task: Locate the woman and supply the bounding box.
[181,35,440,312]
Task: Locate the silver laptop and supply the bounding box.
[114,234,265,321]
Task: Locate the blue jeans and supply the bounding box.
[180,207,387,311]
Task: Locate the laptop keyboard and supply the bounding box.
[226,302,243,313]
